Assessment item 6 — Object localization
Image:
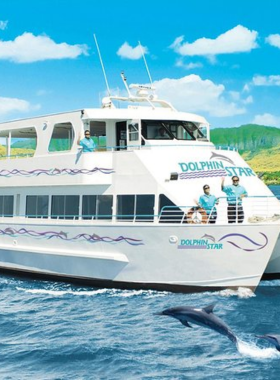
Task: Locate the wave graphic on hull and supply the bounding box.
[180,169,227,180]
[0,167,114,177]
[0,227,143,246]
[218,232,268,252]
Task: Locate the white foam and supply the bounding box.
[218,287,255,299]
[16,286,168,298]
[237,339,280,360]
[109,289,168,298]
[16,287,109,296]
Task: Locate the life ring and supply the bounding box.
[186,207,208,224]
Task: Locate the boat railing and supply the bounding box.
[215,145,238,152]
[2,195,279,225]
[159,195,280,224]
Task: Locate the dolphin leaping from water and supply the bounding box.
[157,304,237,344]
[256,334,280,352]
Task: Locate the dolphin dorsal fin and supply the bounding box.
[203,304,216,314]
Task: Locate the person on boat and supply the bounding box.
[197,185,219,224]
[77,130,96,152]
[155,127,169,139]
[221,176,248,223]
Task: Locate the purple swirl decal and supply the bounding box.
[0,227,143,246]
[218,232,268,252]
[0,167,114,177]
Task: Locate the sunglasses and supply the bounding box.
[233,179,239,182]
[85,133,90,136]
[204,187,210,190]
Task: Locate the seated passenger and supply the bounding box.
[155,127,169,139]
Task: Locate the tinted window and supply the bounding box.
[0,196,14,217]
[117,195,135,220]
[26,195,49,218]
[51,195,79,219]
[48,122,74,152]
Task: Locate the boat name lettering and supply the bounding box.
[178,239,223,250]
[178,160,255,177]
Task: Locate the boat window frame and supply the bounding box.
[141,119,206,141]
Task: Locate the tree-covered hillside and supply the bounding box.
[211,124,280,184]
[211,124,280,153]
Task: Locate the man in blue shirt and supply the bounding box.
[198,184,219,224]
[221,176,248,223]
[77,130,96,152]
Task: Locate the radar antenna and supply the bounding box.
[93,34,111,97]
[138,41,153,87]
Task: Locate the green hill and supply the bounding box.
[211,124,280,154]
[211,124,280,184]
[11,139,36,149]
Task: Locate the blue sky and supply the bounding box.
[1,0,280,128]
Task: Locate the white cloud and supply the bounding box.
[243,95,253,104]
[175,58,203,70]
[0,20,8,30]
[265,34,280,48]
[0,32,88,63]
[117,42,148,60]
[252,75,280,86]
[36,89,52,96]
[0,96,35,116]
[252,113,280,127]
[170,25,258,57]
[153,75,246,117]
[243,84,250,92]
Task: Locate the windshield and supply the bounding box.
[141,120,206,140]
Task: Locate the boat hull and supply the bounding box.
[263,233,280,279]
[0,221,278,292]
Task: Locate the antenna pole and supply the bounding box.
[93,34,111,96]
[121,71,132,97]
[138,41,153,86]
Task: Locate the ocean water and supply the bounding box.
[0,186,279,380]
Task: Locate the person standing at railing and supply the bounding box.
[221,176,248,223]
[77,130,96,152]
[197,185,219,224]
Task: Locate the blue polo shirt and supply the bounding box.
[79,137,96,152]
[198,194,218,214]
[222,184,248,205]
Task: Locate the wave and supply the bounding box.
[237,339,280,360]
[217,287,256,299]
[15,286,168,298]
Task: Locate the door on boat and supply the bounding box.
[116,121,127,150]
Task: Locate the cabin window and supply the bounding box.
[48,122,74,152]
[135,195,155,221]
[89,121,106,150]
[26,195,49,218]
[51,195,79,219]
[0,195,14,217]
[82,195,113,220]
[117,195,135,220]
[159,194,184,223]
[141,120,198,141]
[0,127,37,159]
[117,194,155,221]
[128,122,139,141]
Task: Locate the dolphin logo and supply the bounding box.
[256,334,280,352]
[201,234,215,242]
[156,304,237,344]
[210,152,235,166]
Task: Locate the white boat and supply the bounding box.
[0,78,279,292]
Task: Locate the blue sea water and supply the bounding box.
[0,186,279,380]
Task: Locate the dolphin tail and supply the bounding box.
[228,330,237,344]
